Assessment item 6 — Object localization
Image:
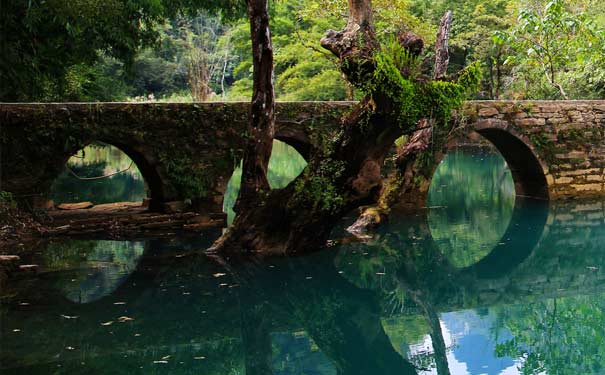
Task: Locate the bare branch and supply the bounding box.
[434,11,452,80]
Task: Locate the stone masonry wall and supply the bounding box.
[463,101,605,199]
[2,100,605,213]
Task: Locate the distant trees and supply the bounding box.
[501,0,605,99]
[0,0,241,102]
[3,0,605,102]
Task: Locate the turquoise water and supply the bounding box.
[3,148,605,374]
[223,139,307,224]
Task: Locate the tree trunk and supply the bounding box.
[234,0,275,213]
[209,2,478,255]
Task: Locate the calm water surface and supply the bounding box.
[2,148,605,374]
[49,143,147,205]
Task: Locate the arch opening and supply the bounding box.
[223,140,307,224]
[48,142,158,210]
[476,128,549,200]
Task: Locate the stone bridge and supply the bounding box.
[2,100,605,213]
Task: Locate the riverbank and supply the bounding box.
[0,198,45,253]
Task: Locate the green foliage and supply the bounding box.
[157,148,211,200]
[366,39,482,129]
[502,0,605,99]
[226,1,348,101]
[293,159,346,213]
[0,191,16,207]
[0,0,242,102]
[529,132,557,163]
[5,0,605,102]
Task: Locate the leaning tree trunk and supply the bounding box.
[210,1,479,255]
[348,11,456,234]
[234,0,275,213]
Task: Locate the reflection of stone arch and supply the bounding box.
[459,198,549,279]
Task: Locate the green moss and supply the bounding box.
[293,159,346,213]
[529,132,557,164]
[359,39,481,131]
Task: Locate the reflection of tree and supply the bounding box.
[8,198,605,374]
[493,296,605,374]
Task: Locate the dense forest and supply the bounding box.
[2,0,605,103]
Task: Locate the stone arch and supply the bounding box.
[274,129,313,161]
[460,198,549,279]
[473,124,550,200]
[53,139,168,211]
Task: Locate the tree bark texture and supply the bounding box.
[434,11,452,80]
[210,2,472,255]
[235,0,275,213]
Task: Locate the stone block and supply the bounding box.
[547,117,568,125]
[572,183,603,192]
[516,118,546,126]
[555,177,573,184]
[559,168,600,177]
[478,107,499,117]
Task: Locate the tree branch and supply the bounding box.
[434,11,452,80]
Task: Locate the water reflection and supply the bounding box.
[4,147,605,374]
[223,139,307,223]
[428,148,515,268]
[49,143,146,205]
[3,197,605,374]
[41,240,145,303]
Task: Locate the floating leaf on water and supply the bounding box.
[117,316,134,322]
[101,321,114,326]
[213,273,226,278]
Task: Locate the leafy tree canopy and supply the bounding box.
[0,0,242,101]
